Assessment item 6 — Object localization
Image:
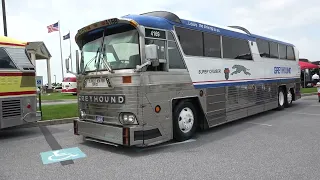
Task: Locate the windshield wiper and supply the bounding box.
[81,49,100,75]
[95,31,113,74]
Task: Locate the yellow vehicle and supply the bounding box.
[0,36,41,129]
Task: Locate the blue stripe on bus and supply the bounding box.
[174,19,256,41]
[123,14,294,45]
[193,78,298,89]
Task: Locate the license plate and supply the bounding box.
[96,116,104,123]
[86,78,110,88]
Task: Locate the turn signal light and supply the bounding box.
[123,128,130,146]
[155,105,161,113]
[122,76,132,83]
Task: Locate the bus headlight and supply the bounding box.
[119,113,138,125]
[80,110,86,119]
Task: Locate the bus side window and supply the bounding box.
[0,48,17,69]
[168,41,185,69]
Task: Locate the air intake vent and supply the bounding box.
[2,100,21,118]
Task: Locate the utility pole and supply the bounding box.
[2,0,7,36]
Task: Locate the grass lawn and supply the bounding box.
[301,87,317,94]
[39,103,78,120]
[40,92,77,101]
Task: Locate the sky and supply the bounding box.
[0,0,319,84]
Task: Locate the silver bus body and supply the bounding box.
[70,11,301,147]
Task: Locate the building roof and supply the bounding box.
[26,41,52,59]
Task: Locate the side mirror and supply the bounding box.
[77,50,82,74]
[64,51,79,76]
[65,58,70,72]
[145,44,159,67]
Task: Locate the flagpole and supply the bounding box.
[69,30,73,71]
[58,20,64,79]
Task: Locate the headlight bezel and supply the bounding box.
[119,112,138,125]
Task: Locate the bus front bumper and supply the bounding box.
[73,119,162,147]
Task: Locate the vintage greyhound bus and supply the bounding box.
[0,36,41,129]
[67,11,301,147]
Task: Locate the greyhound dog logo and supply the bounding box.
[224,68,230,80]
[231,64,251,76]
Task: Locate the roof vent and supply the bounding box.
[228,26,251,35]
[140,11,182,23]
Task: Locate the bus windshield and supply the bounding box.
[81,29,140,72]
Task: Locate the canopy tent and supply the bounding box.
[299,61,319,88]
[299,61,319,70]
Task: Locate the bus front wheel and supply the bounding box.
[173,100,198,142]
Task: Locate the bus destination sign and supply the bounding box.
[145,28,166,39]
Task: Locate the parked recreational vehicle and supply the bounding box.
[62,74,77,95]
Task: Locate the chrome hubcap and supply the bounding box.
[178,107,194,133]
[287,91,292,103]
[279,91,284,106]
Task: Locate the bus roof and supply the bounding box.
[122,11,294,46]
[0,36,27,47]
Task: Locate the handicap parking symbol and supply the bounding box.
[40,147,86,165]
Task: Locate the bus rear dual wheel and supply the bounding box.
[278,87,293,110]
[172,100,198,142]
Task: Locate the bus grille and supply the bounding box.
[2,100,21,118]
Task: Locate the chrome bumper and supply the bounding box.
[74,119,163,146]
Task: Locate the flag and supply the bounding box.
[47,22,59,33]
[63,32,70,40]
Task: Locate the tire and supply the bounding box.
[284,88,293,108]
[173,100,198,142]
[277,87,285,110]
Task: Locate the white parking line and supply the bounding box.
[136,139,196,151]
[246,122,272,127]
[292,112,320,116]
[308,105,320,107]
[161,139,197,147]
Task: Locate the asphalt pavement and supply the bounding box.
[1,95,320,180]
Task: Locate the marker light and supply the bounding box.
[200,90,204,97]
[155,105,161,113]
[27,103,31,109]
[122,76,132,84]
[129,20,138,27]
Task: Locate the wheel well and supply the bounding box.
[279,85,287,93]
[279,85,295,101]
[290,88,296,101]
[172,97,208,130]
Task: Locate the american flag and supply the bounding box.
[47,22,59,33]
